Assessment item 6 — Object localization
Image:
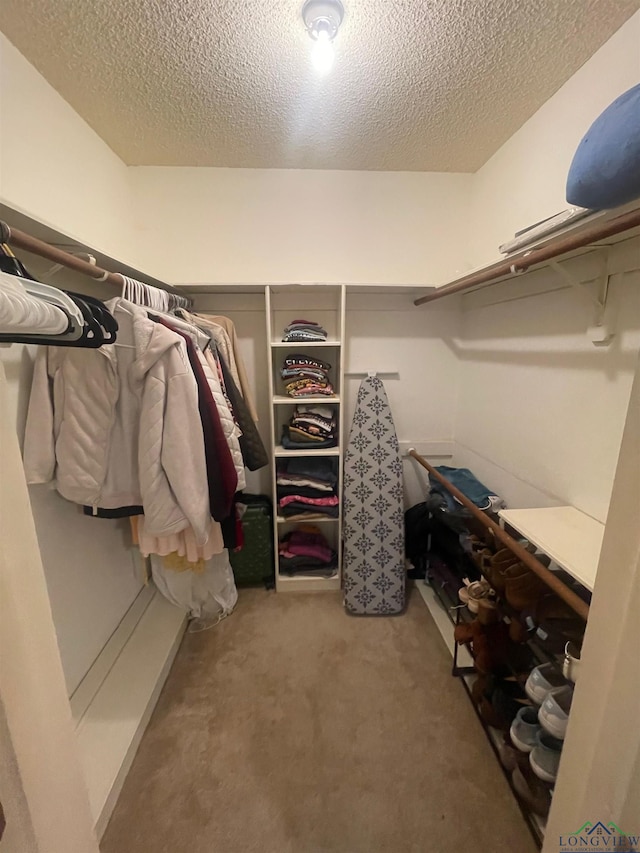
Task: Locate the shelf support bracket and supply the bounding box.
[549,250,614,346]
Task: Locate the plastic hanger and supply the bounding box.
[65,291,118,343]
[0,274,71,336]
[20,279,85,327]
[0,272,110,346]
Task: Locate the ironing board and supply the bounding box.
[342,376,406,614]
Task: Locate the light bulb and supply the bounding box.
[311,29,334,74]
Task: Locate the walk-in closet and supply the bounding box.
[1,4,639,853]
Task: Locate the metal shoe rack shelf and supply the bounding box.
[426,568,553,846]
[409,450,591,849]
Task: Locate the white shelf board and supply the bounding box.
[277,573,340,592]
[276,515,338,524]
[274,445,340,457]
[270,340,341,348]
[499,506,604,592]
[272,394,340,404]
[0,202,178,294]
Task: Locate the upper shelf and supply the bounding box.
[498,506,604,592]
[0,203,177,294]
[415,202,640,306]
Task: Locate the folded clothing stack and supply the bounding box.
[281,353,334,397]
[281,404,337,450]
[282,319,328,343]
[279,524,338,576]
[277,456,339,520]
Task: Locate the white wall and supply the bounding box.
[191,290,460,509]
[345,292,459,506]
[0,361,99,853]
[542,352,640,851]
[0,700,38,853]
[130,167,473,286]
[451,253,640,523]
[468,10,640,269]
[0,32,136,267]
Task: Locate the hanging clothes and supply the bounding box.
[193,313,259,423]
[24,299,214,544]
[144,309,247,489]
[150,550,238,628]
[215,348,268,471]
[131,516,225,563]
[153,316,239,519]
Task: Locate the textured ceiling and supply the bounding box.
[2,0,638,171]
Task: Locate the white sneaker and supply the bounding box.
[538,685,573,739]
[530,731,563,783]
[510,706,542,753]
[525,663,569,705]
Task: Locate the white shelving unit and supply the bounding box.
[265,285,346,592]
[499,506,604,592]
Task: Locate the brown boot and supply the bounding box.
[487,550,520,592]
[504,565,547,611]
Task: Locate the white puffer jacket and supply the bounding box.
[201,349,246,492]
[23,300,211,544]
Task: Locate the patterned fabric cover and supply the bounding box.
[343,376,406,615]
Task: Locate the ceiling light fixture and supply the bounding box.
[302,0,344,75]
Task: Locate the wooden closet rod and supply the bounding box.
[414,206,640,306]
[408,449,590,621]
[0,220,178,294]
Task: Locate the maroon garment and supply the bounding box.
[153,317,237,521]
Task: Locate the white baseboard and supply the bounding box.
[70,584,156,724]
[73,590,187,838]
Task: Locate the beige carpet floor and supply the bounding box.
[101,587,537,853]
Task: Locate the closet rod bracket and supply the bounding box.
[549,250,614,346]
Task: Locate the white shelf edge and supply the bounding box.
[272,394,341,404]
[276,573,340,592]
[498,505,604,592]
[276,515,338,523]
[274,445,340,457]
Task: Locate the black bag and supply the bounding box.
[230,494,275,588]
[404,503,433,576]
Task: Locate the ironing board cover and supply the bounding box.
[342,376,405,614]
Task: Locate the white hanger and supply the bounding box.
[20,279,85,327]
[0,271,74,336]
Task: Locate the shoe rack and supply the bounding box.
[409,453,591,849]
